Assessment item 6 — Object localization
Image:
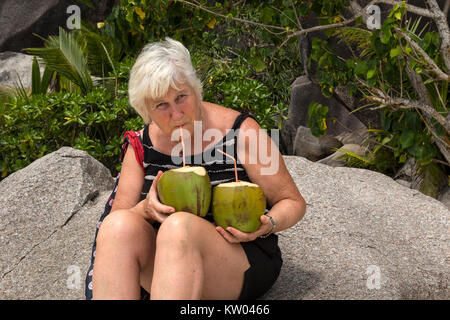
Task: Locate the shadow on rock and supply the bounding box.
[261,260,322,300]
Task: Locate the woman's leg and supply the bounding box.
[150,211,250,300]
[92,209,157,299]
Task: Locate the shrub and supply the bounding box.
[0,86,143,179]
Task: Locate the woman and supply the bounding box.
[88,37,306,300]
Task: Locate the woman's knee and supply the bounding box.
[97,209,155,245]
[156,211,205,247]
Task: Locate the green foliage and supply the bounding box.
[7,0,447,200]
[2,1,303,180]
[192,44,291,130]
[0,86,143,179]
[75,23,122,80]
[31,57,54,96]
[96,0,212,57]
[25,27,93,94]
[307,1,448,197]
[307,102,333,137]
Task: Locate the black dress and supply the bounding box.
[85,112,282,300]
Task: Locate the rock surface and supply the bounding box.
[281,75,366,155]
[0,52,44,89]
[263,156,449,300]
[0,148,448,299]
[0,0,117,52]
[0,147,113,299]
[293,125,343,161]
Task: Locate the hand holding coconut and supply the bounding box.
[213,150,275,243]
[142,170,176,223]
[215,213,276,243]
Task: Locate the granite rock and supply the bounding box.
[263,156,449,299]
[0,147,113,299]
[0,148,448,299]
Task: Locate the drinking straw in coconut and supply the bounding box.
[179,126,186,167]
[217,149,239,182]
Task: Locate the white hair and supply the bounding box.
[128,37,203,124]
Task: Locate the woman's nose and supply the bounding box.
[171,104,184,120]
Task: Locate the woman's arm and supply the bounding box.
[216,117,306,242]
[111,131,176,223]
[110,143,145,214]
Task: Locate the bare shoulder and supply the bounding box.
[203,102,241,130]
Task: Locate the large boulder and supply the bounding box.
[0,52,44,89]
[293,125,343,161]
[0,148,448,299]
[264,156,449,299]
[281,76,367,155]
[0,0,118,52]
[0,147,113,299]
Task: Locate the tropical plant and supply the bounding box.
[25,27,93,94]
[0,84,144,180]
[307,2,449,197]
[178,0,449,198]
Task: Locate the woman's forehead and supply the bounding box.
[158,84,191,99]
[148,84,192,105]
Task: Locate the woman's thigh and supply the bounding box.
[95,209,157,297]
[155,212,250,299]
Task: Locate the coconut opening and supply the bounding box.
[173,166,206,176]
[216,181,259,187]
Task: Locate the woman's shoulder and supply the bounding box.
[203,102,241,129]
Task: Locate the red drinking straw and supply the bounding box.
[217,149,239,182]
[179,126,186,167]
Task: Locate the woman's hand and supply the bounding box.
[138,170,175,223]
[215,214,274,243]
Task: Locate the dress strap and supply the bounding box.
[143,123,150,145]
[232,112,257,130]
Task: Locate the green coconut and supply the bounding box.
[212,181,266,232]
[156,166,211,217]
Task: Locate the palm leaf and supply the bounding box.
[12,73,30,103]
[30,56,55,95]
[332,27,374,58]
[25,27,92,94]
[77,23,121,78]
[31,56,41,95]
[40,66,54,94]
[335,147,375,169]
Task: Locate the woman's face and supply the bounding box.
[147,83,202,141]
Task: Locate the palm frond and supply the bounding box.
[31,56,41,95]
[406,17,430,40]
[331,27,374,58]
[335,147,375,169]
[77,23,121,78]
[12,73,30,102]
[0,86,14,104]
[25,27,92,94]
